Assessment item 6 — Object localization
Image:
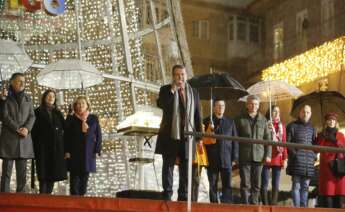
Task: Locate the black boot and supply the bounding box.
[272,189,279,205]
[261,189,269,205]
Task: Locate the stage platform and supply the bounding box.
[0,193,340,212]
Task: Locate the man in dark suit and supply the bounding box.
[156,64,202,201]
[203,99,238,203]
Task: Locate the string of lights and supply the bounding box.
[0,0,178,196]
[262,36,345,86]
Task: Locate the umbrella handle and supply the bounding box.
[210,67,214,125]
[0,65,3,93]
[0,64,3,82]
[210,87,213,125]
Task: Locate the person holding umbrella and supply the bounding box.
[155,64,202,201]
[235,94,271,205]
[64,96,102,196]
[261,105,287,205]
[203,99,238,203]
[286,105,317,207]
[316,112,345,208]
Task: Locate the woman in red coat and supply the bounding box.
[316,112,345,208]
[261,105,288,205]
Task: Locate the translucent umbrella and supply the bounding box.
[36,0,103,90]
[0,39,32,81]
[239,80,303,120]
[36,59,103,89]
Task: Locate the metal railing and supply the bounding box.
[185,131,345,153]
[183,130,345,212]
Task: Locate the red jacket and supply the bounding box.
[316,131,345,196]
[265,121,287,167]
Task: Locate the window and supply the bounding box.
[146,3,151,25]
[192,21,199,37]
[249,18,260,43]
[273,23,284,60]
[321,0,335,37]
[296,9,308,39]
[192,20,209,40]
[237,16,247,41]
[228,16,234,41]
[227,15,261,43]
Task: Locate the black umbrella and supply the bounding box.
[188,72,248,100]
[188,72,248,127]
[290,91,345,127]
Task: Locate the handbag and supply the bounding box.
[329,153,345,177]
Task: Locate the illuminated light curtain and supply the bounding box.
[0,0,187,197]
[262,36,345,86]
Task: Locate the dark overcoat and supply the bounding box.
[0,92,35,159]
[32,106,67,181]
[155,84,202,160]
[64,114,102,174]
[203,115,239,169]
[286,120,316,177]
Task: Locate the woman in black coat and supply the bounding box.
[64,96,102,196]
[32,89,67,194]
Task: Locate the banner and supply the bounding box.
[6,0,65,15]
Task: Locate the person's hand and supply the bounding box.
[267,121,274,130]
[283,160,288,169]
[171,83,178,93]
[64,152,71,159]
[17,128,28,137]
[21,128,28,136]
[16,129,21,135]
[232,161,237,166]
[265,157,271,163]
[0,88,7,100]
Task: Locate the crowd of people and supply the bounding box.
[0,72,102,196]
[0,67,344,209]
[155,64,345,208]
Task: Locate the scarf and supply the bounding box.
[171,82,195,141]
[272,119,283,141]
[272,118,284,153]
[323,127,337,143]
[75,111,90,133]
[8,85,24,105]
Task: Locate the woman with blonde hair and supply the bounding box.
[64,96,102,196]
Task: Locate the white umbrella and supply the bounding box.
[0,39,32,81]
[36,0,103,90]
[239,80,303,120]
[240,80,303,102]
[36,59,103,89]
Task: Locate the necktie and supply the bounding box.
[179,87,186,104]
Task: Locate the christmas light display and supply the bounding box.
[0,0,181,196]
[262,36,345,86]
